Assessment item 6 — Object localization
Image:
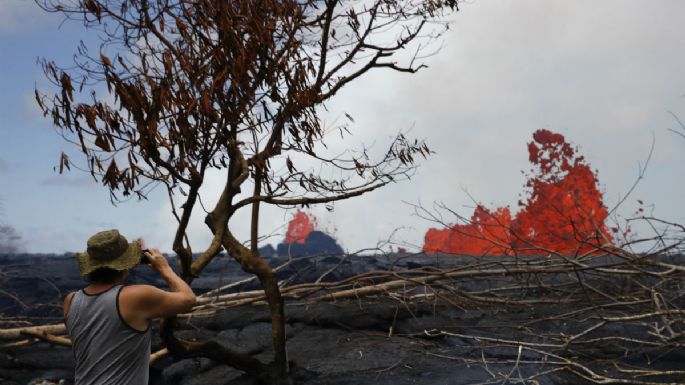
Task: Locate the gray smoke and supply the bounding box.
[0,225,21,254]
[0,196,23,254]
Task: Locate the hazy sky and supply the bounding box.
[1,0,684,254]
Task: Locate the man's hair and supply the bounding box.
[87,267,124,284]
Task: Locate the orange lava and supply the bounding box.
[284,211,317,244]
[424,206,512,255]
[423,129,613,255]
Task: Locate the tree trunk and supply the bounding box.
[220,230,289,382]
[160,317,267,375]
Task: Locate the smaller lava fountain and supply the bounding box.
[264,210,343,258]
[283,211,317,244]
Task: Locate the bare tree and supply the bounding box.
[34,0,458,382]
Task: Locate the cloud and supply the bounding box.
[84,0,683,254]
[40,174,96,187]
[21,91,47,124]
[293,0,685,251]
[0,0,48,34]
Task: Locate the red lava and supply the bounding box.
[284,210,317,244]
[424,129,613,255]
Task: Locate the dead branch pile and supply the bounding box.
[178,249,685,384]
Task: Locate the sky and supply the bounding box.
[1,0,684,254]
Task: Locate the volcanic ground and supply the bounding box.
[0,251,683,385]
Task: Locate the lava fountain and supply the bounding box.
[424,129,613,255]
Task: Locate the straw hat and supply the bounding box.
[76,229,143,276]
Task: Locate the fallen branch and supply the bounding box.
[21,330,71,346]
[0,323,66,339]
[149,347,168,364]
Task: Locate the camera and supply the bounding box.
[140,249,150,264]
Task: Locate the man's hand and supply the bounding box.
[143,248,171,274]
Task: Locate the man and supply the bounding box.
[63,229,196,385]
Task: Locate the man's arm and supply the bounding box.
[125,249,196,320]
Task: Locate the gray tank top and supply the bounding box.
[65,285,151,385]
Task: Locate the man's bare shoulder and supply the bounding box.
[122,284,158,291]
[121,284,165,300]
[63,292,75,316]
[121,283,195,319]
[121,285,174,315]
